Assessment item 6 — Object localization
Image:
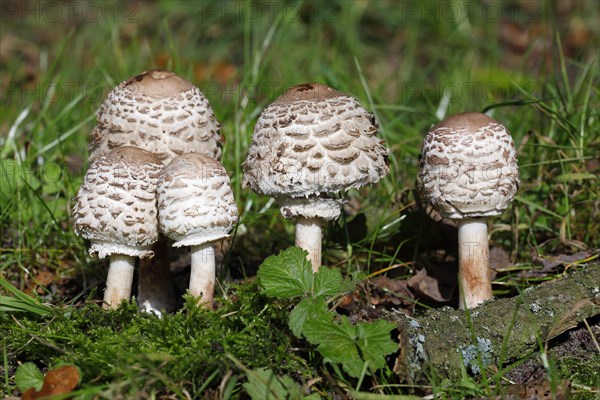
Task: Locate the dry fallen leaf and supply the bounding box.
[505,379,571,400]
[22,365,80,400]
[408,267,455,303]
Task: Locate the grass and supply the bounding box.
[1,0,599,398]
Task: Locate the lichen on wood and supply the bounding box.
[387,264,600,381]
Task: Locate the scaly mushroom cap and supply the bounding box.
[242,83,389,219]
[89,69,222,164]
[157,153,238,247]
[72,146,163,258]
[418,112,519,219]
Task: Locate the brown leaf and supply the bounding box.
[535,251,594,273]
[506,379,571,399]
[489,246,512,275]
[22,365,80,400]
[408,268,454,303]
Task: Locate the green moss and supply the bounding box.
[2,281,316,398]
[557,355,600,400]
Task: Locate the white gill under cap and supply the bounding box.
[418,112,520,219]
[242,83,389,217]
[72,146,163,258]
[157,153,238,247]
[89,69,223,163]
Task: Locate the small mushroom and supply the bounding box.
[418,112,519,309]
[243,83,389,271]
[72,146,163,309]
[157,153,238,306]
[88,69,223,314]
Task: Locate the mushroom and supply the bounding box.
[72,146,163,309]
[157,153,238,306]
[88,69,223,314]
[89,69,222,162]
[417,112,519,309]
[242,83,389,272]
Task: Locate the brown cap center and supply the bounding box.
[273,83,345,104]
[125,69,194,98]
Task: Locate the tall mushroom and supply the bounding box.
[72,146,163,309]
[418,112,519,309]
[88,69,223,314]
[243,83,389,272]
[157,153,238,306]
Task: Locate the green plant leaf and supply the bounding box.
[356,320,399,371]
[312,267,345,299]
[0,278,51,316]
[258,246,352,301]
[288,298,330,338]
[257,247,313,299]
[243,368,304,400]
[303,316,396,378]
[15,362,44,392]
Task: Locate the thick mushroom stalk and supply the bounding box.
[458,218,492,309]
[104,255,136,308]
[158,153,238,307]
[189,243,216,303]
[418,112,519,309]
[279,196,342,272]
[295,218,322,270]
[72,146,163,309]
[243,83,389,271]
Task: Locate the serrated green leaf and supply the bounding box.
[15,362,44,392]
[243,368,303,400]
[257,247,313,299]
[288,299,330,338]
[303,316,397,378]
[312,267,344,298]
[356,320,398,371]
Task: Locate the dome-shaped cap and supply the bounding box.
[242,83,389,198]
[72,146,163,258]
[157,153,238,247]
[418,112,519,219]
[89,69,223,164]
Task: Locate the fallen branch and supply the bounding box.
[386,264,600,381]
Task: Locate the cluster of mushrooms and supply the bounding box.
[73,70,519,312]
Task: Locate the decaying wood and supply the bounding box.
[386,264,600,381]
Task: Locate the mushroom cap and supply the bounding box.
[242,83,389,201]
[72,146,163,258]
[418,112,519,219]
[157,153,238,247]
[89,69,222,164]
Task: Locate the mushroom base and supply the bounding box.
[458,218,492,309]
[103,254,135,309]
[189,243,216,307]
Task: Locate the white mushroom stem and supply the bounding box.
[457,218,492,309]
[103,254,135,309]
[295,217,322,273]
[189,243,216,307]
